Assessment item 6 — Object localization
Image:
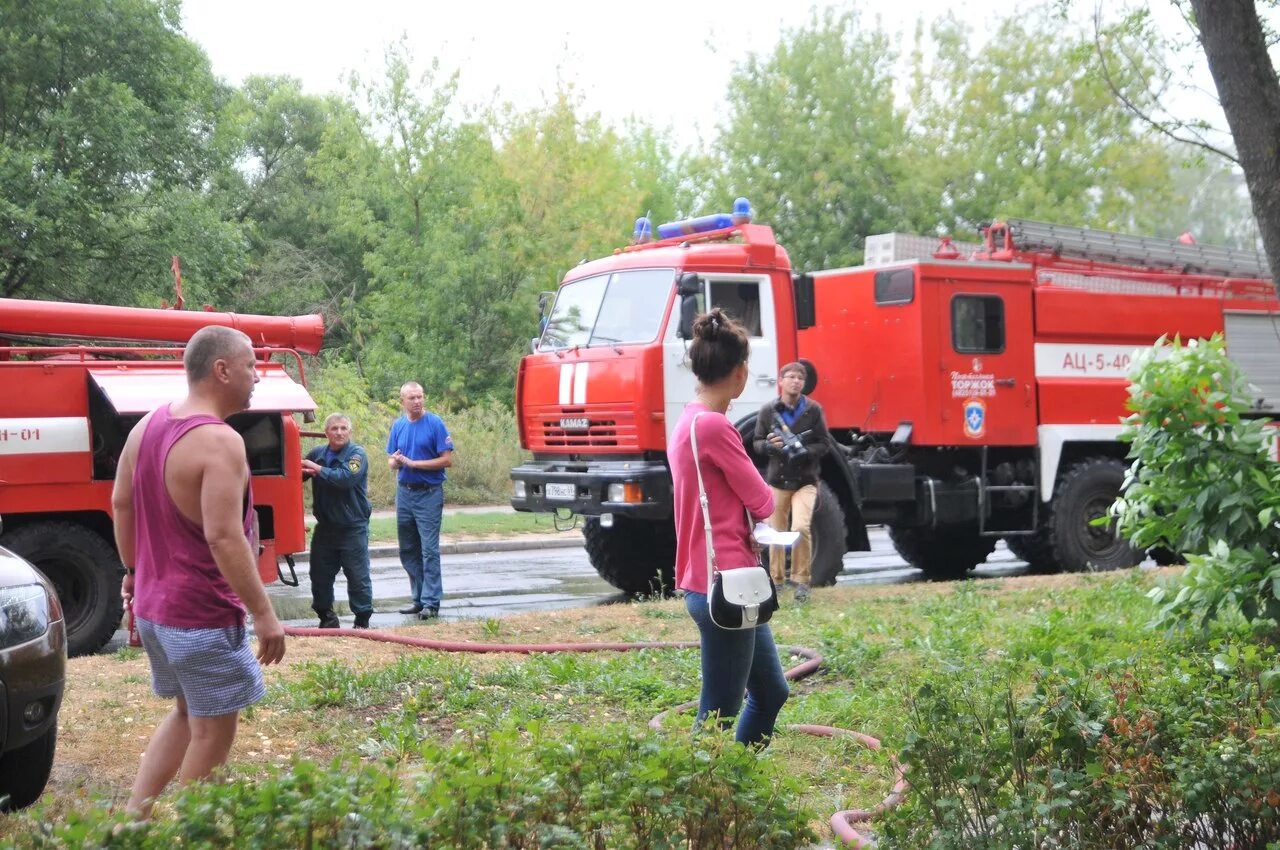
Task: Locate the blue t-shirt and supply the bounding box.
[386,413,454,485]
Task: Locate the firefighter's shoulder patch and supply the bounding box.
[347,455,363,473]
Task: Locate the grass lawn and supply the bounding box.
[364,510,570,543]
[9,568,1196,847]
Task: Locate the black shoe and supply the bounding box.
[317,609,340,629]
[353,612,372,629]
[398,603,423,615]
[418,607,439,620]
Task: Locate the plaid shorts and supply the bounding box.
[137,618,266,717]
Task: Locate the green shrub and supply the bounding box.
[13,725,816,849]
[304,358,527,507]
[878,638,1280,849]
[1113,334,1280,629]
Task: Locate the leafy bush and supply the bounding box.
[878,637,1280,849]
[13,725,816,850]
[1112,334,1280,628]
[305,358,527,507]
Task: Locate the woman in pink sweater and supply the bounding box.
[669,308,787,746]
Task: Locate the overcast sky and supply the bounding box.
[180,1,985,148]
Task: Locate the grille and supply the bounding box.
[527,407,639,450]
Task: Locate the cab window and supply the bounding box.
[952,294,1005,353]
[698,281,763,337]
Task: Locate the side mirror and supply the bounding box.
[676,273,701,340]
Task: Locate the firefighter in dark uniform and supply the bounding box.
[302,413,374,628]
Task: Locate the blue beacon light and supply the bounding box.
[655,198,751,240]
[633,216,653,240]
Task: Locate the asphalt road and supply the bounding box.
[267,527,1033,629]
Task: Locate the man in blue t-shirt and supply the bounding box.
[386,381,454,619]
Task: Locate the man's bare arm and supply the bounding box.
[199,428,285,665]
[111,414,153,606]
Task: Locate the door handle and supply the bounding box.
[995,378,1016,388]
[757,375,777,386]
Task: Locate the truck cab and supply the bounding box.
[511,219,802,592]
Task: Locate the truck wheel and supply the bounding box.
[808,482,847,587]
[1046,458,1142,572]
[0,727,56,811]
[581,516,676,596]
[889,525,997,580]
[1,522,123,657]
[1003,532,1063,574]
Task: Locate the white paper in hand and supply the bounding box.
[753,521,800,547]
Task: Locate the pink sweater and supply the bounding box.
[670,402,775,594]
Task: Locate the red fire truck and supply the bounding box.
[510,207,1278,593]
[0,298,324,655]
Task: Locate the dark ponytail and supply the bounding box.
[689,308,750,384]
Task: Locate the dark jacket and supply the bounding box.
[307,443,373,528]
[752,396,831,490]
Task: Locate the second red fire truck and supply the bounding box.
[511,206,1279,593]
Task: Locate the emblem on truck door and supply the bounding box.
[963,399,986,439]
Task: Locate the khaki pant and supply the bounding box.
[767,484,817,586]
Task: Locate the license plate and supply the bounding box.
[559,417,589,430]
[545,483,576,500]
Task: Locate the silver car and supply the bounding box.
[0,545,66,810]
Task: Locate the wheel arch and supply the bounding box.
[1037,424,1127,501]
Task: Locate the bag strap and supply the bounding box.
[690,412,718,592]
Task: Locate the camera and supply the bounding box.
[772,413,811,461]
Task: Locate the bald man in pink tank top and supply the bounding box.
[111,325,286,819]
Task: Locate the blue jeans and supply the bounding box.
[684,591,789,746]
[397,484,444,609]
[309,524,373,615]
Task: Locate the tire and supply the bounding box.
[0,727,56,811]
[766,482,847,587]
[1,522,123,657]
[1045,458,1143,572]
[1003,532,1063,574]
[889,525,997,580]
[582,515,676,596]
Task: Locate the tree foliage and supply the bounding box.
[1114,335,1280,630]
[0,0,244,304]
[715,8,910,271]
[908,12,1183,237]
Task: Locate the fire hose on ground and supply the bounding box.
[283,625,908,847]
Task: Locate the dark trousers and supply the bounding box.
[309,524,373,615]
[684,591,789,746]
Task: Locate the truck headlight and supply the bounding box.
[513,481,527,500]
[608,483,624,502]
[0,585,50,649]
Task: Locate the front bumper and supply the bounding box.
[510,458,672,519]
[0,618,65,754]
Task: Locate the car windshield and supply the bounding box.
[539,269,675,350]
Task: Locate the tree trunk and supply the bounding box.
[1189,0,1280,291]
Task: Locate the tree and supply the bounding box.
[0,0,244,305]
[908,11,1183,239]
[1184,0,1280,279]
[715,8,912,271]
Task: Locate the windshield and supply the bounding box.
[539,269,675,350]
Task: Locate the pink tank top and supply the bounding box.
[132,404,253,628]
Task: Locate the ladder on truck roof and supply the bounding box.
[990,218,1271,281]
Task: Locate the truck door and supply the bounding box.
[662,273,779,439]
[936,279,1036,445]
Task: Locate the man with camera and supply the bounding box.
[753,362,830,602]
